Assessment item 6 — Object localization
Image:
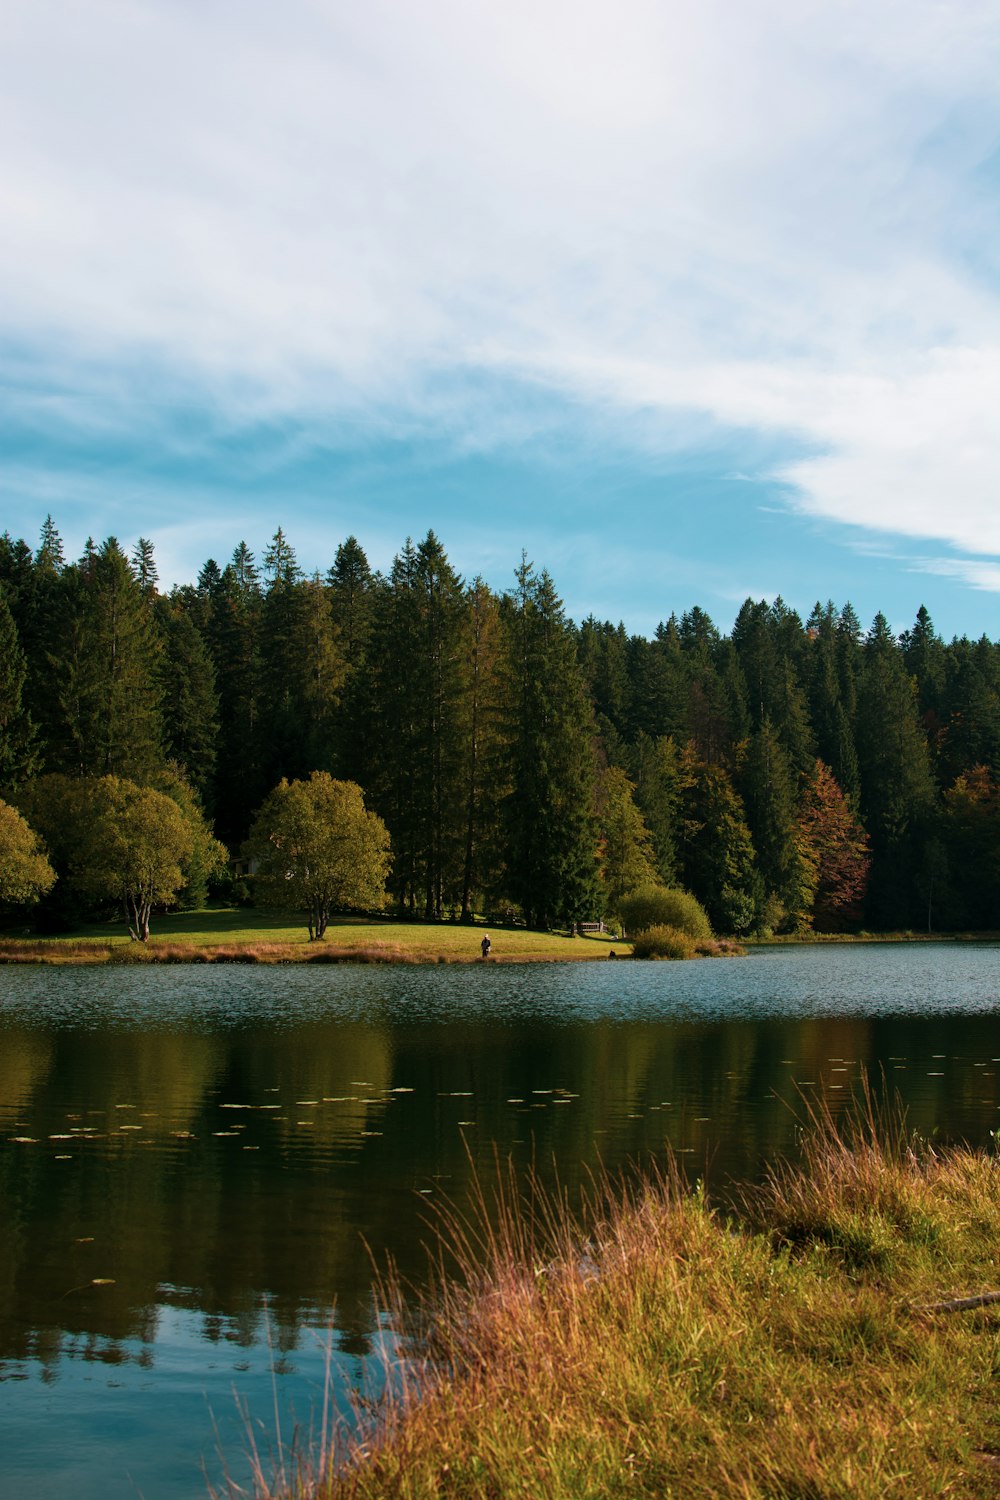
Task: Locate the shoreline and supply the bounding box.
[0,918,994,966]
[254,1111,1000,1500]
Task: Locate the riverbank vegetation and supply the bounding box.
[2,520,999,943]
[248,1105,1000,1499]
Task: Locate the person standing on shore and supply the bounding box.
[481,933,492,959]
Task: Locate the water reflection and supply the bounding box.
[0,947,999,1497]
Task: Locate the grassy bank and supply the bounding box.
[250,1103,1000,1499]
[0,907,632,963]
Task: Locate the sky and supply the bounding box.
[1,0,998,640]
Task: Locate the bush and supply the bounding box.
[630,924,696,960]
[618,884,712,940]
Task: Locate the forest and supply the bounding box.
[1,517,998,936]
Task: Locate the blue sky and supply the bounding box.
[1,0,998,640]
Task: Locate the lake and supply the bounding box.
[2,943,999,1498]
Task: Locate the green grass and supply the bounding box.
[0,906,632,963]
[234,1097,1000,1500]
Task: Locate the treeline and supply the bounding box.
[1,518,998,934]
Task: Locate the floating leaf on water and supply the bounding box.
[506,1098,524,1104]
[457,1120,475,1127]
[391,1087,414,1093]
[54,1154,72,1160]
[91,1279,115,1286]
[8,1137,38,1144]
[242,1145,259,1151]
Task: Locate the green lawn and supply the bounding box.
[0,906,630,962]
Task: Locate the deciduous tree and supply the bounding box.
[245,772,391,939]
[0,799,55,907]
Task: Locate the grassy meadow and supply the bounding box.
[0,906,631,963]
[240,1102,1000,1500]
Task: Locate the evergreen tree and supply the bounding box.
[460,577,503,919]
[132,537,159,598]
[207,552,264,845]
[855,613,936,926]
[263,527,300,587]
[49,538,164,780]
[680,752,759,934]
[627,732,689,886]
[738,718,811,931]
[0,588,38,788]
[327,536,375,785]
[154,597,220,803]
[363,534,468,917]
[363,541,425,910]
[596,764,657,909]
[497,557,599,928]
[257,570,344,790]
[804,602,860,805]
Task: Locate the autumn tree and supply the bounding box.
[796,760,871,931]
[245,772,391,939]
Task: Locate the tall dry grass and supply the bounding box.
[229,1094,1000,1500]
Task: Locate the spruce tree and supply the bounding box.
[497,557,599,929]
[49,538,164,779]
[855,613,936,926]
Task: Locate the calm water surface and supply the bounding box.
[2,943,1000,1498]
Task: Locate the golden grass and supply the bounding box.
[236,1098,1000,1500]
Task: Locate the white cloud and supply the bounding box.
[1,0,998,564]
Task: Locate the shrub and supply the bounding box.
[630,924,696,960]
[618,884,712,940]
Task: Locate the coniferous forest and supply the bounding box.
[2,517,999,936]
